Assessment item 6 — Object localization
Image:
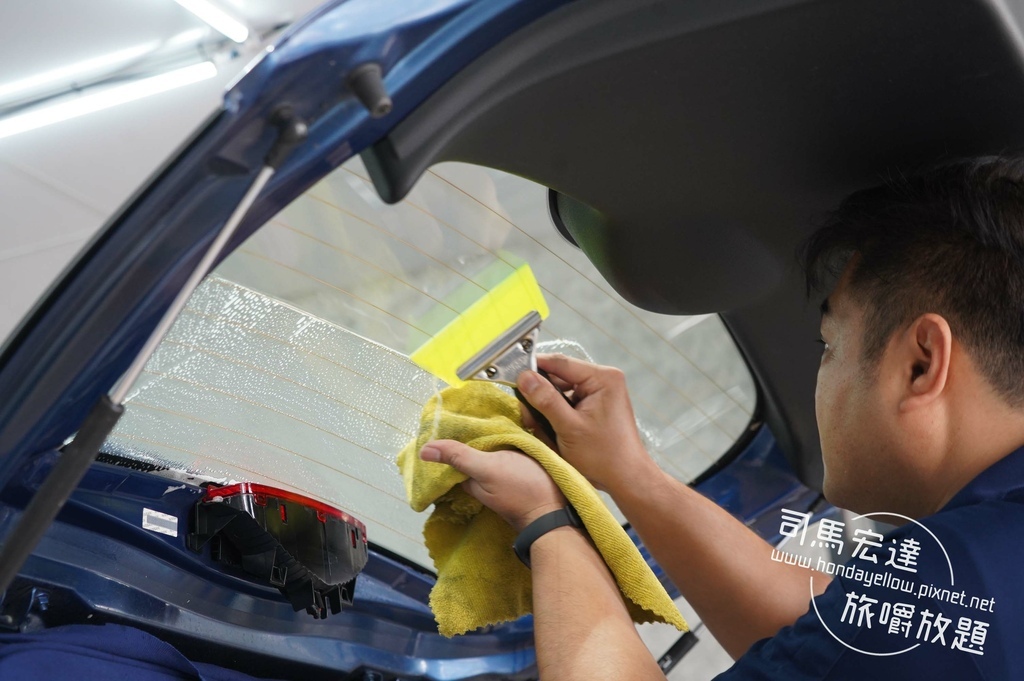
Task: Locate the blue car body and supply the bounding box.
[0,0,821,677]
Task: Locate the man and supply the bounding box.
[419,156,1024,679]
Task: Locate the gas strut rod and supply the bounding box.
[0,110,308,599]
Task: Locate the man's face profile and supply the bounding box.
[812,259,993,519]
[815,267,875,512]
[814,265,915,517]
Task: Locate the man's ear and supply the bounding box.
[899,313,953,410]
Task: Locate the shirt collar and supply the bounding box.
[939,443,1024,512]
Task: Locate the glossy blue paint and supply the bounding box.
[0,426,817,677]
[0,0,825,675]
[696,425,823,544]
[1,458,537,678]
[0,425,818,674]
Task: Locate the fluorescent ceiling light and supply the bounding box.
[173,0,250,43]
[165,27,213,49]
[0,61,217,141]
[0,43,157,102]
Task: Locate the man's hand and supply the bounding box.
[517,354,658,496]
[422,433,662,681]
[518,355,831,658]
[420,441,566,532]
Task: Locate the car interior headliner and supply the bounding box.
[361,0,1024,486]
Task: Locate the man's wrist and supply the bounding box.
[512,499,566,533]
[604,450,665,502]
[530,523,589,553]
[525,522,593,567]
[513,505,586,567]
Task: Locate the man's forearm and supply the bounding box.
[530,526,663,681]
[611,458,829,659]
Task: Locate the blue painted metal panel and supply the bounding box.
[0,0,826,675]
[0,424,819,676]
[696,425,823,543]
[1,458,537,678]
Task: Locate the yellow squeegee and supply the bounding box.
[410,264,564,439]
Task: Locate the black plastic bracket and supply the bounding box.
[657,630,699,675]
[0,584,50,632]
[265,107,309,169]
[189,498,360,619]
[347,63,392,119]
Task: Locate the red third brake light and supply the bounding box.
[191,481,370,619]
[203,482,367,538]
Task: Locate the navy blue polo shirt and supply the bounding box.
[717,445,1024,680]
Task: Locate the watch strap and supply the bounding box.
[513,505,585,568]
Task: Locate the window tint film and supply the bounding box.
[104,158,757,568]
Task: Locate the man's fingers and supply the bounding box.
[519,402,560,450]
[536,353,594,382]
[517,369,577,429]
[420,440,490,479]
[459,478,486,503]
[543,372,574,392]
[520,402,538,429]
[538,353,626,399]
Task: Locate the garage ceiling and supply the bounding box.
[0,0,323,342]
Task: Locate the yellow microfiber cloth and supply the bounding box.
[396,381,688,637]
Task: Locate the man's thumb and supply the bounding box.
[420,440,487,478]
[517,370,576,431]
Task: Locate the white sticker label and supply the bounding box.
[142,508,178,537]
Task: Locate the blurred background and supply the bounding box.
[0,0,323,341]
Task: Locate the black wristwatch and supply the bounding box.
[513,505,585,568]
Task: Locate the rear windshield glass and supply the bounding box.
[103,158,757,568]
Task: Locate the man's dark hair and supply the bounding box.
[803,155,1024,406]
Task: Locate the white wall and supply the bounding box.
[0,0,321,343]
